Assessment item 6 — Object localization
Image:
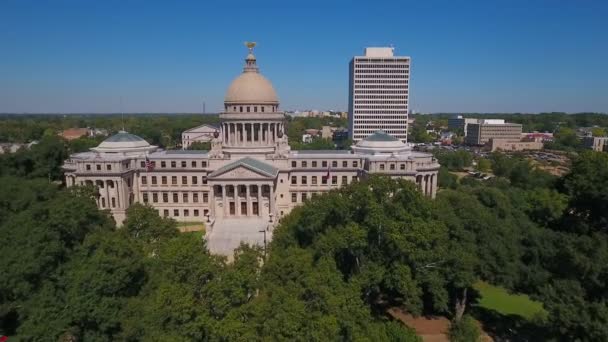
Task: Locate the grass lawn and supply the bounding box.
[177,221,205,233]
[473,281,547,321]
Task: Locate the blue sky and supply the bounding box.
[1,0,607,113]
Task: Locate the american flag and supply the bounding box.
[145,156,154,172]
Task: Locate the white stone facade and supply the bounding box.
[63,46,439,254]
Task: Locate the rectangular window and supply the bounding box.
[191,161,197,168]
[193,193,199,202]
[163,193,169,203]
[141,176,147,185]
[353,161,358,168]
[202,161,207,167]
[163,209,169,217]
[96,165,101,171]
[400,164,405,170]
[171,161,176,168]
[140,161,145,168]
[182,176,187,185]
[291,161,296,167]
[192,176,198,185]
[301,192,308,202]
[352,175,358,182]
[107,164,112,171]
[342,161,347,168]
[162,176,167,185]
[302,161,307,167]
[322,161,328,167]
[291,193,297,203]
[291,176,297,185]
[153,193,158,203]
[173,209,179,216]
[332,161,338,168]
[194,209,199,216]
[203,192,209,203]
[111,197,116,208]
[143,193,149,203]
[86,164,91,170]
[181,161,187,168]
[184,209,189,217]
[332,176,337,185]
[161,161,166,168]
[301,176,307,185]
[342,176,348,184]
[202,176,207,185]
[101,197,106,207]
[379,164,385,171]
[322,176,328,185]
[172,176,177,185]
[183,193,188,203]
[152,176,157,185]
[390,164,395,170]
[173,193,178,202]
[312,161,317,167]
[312,176,317,185]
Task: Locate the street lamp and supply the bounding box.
[259,229,267,259]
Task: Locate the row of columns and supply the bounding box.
[213,183,274,218]
[222,122,283,146]
[416,174,437,198]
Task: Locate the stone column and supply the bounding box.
[249,124,254,145]
[210,185,215,218]
[105,181,110,209]
[269,185,275,219]
[431,174,437,199]
[221,184,227,218]
[255,185,260,216]
[246,184,251,217]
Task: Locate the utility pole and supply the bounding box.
[203,100,206,114]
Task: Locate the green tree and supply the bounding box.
[449,315,481,342]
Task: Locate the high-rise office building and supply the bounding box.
[349,47,410,142]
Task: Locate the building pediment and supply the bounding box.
[208,157,278,180]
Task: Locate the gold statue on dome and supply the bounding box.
[245,41,256,53]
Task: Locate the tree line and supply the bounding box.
[1,130,608,340]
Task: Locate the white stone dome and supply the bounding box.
[92,131,157,153]
[225,72,278,105]
[352,130,411,155]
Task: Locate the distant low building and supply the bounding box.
[466,120,523,145]
[522,132,553,142]
[0,141,38,154]
[60,128,90,141]
[448,115,479,136]
[332,128,349,142]
[321,126,334,139]
[89,128,109,137]
[181,124,219,149]
[582,136,608,152]
[486,138,543,152]
[302,134,313,143]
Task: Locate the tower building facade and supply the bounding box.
[349,47,410,143]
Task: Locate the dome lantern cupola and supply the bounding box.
[224,42,279,112]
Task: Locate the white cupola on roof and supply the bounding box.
[351,130,412,155]
[91,131,157,154]
[224,42,279,112]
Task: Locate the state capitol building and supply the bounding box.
[63,46,440,256]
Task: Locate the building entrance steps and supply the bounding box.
[206,217,272,259]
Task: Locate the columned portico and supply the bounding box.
[212,182,273,218]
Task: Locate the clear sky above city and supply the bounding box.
[1,0,607,114]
